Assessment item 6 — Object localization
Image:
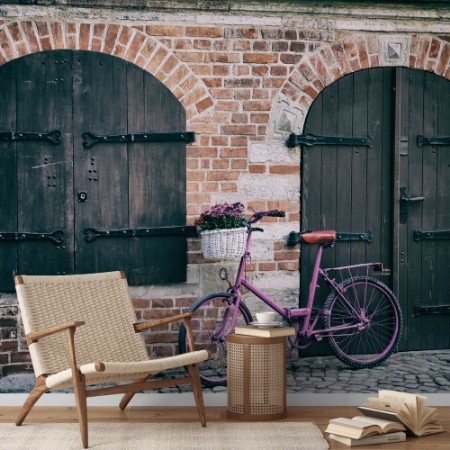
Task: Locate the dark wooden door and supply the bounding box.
[301,67,450,352]
[0,50,188,290]
[395,69,450,350]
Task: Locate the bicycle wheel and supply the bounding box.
[324,276,402,368]
[178,292,253,388]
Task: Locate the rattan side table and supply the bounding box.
[226,333,287,420]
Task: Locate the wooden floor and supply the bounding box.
[1,406,449,449]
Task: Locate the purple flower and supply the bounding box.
[195,202,247,230]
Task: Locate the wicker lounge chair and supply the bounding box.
[14,271,209,448]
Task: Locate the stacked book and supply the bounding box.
[234,311,296,338]
[325,390,445,447]
[234,324,296,338]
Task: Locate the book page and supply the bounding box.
[379,390,426,430]
[352,415,405,432]
[329,417,374,430]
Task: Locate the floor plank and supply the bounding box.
[1,406,449,448]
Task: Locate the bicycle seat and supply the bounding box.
[300,230,336,244]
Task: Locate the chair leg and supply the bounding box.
[15,376,49,426]
[119,376,150,411]
[186,364,207,427]
[73,371,89,449]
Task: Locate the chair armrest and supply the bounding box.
[133,312,194,333]
[26,321,85,345]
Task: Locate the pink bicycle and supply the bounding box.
[179,210,402,388]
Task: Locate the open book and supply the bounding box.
[358,390,445,437]
[325,415,405,439]
[328,431,406,447]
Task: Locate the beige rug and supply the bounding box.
[0,422,329,449]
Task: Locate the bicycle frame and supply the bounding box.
[225,225,377,344]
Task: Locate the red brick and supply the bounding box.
[186,27,222,38]
[243,100,271,111]
[251,113,269,124]
[278,261,299,271]
[194,39,212,50]
[221,125,256,135]
[249,164,266,173]
[259,262,277,271]
[146,25,184,36]
[212,65,230,75]
[243,53,278,64]
[205,53,240,63]
[220,147,247,158]
[224,28,258,39]
[174,38,193,50]
[196,96,214,113]
[207,171,239,181]
[104,24,120,54]
[253,40,270,51]
[269,165,300,174]
[79,23,90,49]
[11,352,31,363]
[221,181,238,192]
[231,159,247,169]
[0,341,18,352]
[22,22,40,52]
[132,299,150,309]
[231,113,249,123]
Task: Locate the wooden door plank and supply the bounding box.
[127,65,187,285]
[433,74,450,348]
[350,69,369,266]
[15,50,74,278]
[334,73,353,271]
[366,68,394,280]
[421,71,440,349]
[300,83,324,308]
[0,60,18,291]
[73,51,129,275]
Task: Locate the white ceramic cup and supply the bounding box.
[255,311,277,324]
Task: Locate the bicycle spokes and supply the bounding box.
[324,277,402,368]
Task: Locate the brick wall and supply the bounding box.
[0,1,449,384]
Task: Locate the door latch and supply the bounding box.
[78,192,87,202]
[400,186,424,224]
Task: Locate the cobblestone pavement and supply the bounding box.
[1,350,450,395]
[284,349,450,394]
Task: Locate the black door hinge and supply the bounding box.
[416,135,450,147]
[415,305,450,316]
[82,131,195,148]
[286,133,373,148]
[336,231,373,243]
[414,230,450,241]
[84,226,197,242]
[0,229,64,245]
[0,130,62,145]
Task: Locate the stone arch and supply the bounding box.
[270,34,450,138]
[0,20,214,121]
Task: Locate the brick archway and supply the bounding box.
[273,34,450,134]
[0,20,214,121]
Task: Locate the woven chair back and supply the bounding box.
[16,271,148,379]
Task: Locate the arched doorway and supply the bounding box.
[301,67,450,352]
[0,50,191,290]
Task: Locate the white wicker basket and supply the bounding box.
[201,227,246,261]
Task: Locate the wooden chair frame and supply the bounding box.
[14,273,208,449]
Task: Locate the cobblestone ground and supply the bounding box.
[1,350,449,395]
[285,349,450,394]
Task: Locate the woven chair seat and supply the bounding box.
[46,350,209,389]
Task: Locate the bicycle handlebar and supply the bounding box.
[249,209,285,224]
